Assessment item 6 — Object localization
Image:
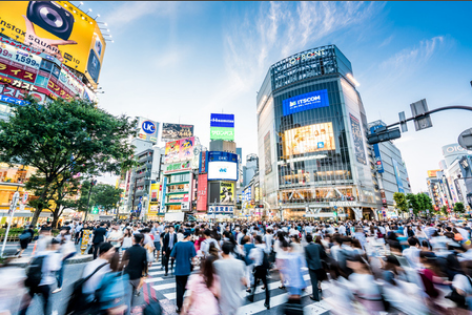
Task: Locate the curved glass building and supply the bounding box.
[257,45,379,220]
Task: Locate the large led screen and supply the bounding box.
[208,161,238,181]
[282,89,329,116]
[284,122,335,156]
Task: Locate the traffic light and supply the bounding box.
[367,126,401,145]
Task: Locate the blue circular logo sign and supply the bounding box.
[142,121,156,134]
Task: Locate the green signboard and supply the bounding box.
[91,206,99,214]
[210,127,234,141]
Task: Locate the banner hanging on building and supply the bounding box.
[220,182,234,204]
[350,114,367,165]
[197,174,208,211]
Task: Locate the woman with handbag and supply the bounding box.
[181,255,220,315]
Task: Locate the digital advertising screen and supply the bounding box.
[210,113,235,128]
[282,89,329,116]
[284,122,335,156]
[208,161,238,181]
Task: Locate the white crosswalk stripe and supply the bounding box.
[144,264,333,315]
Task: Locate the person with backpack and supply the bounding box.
[65,242,116,315]
[19,237,62,315]
[305,233,328,301]
[247,235,270,309]
[241,236,255,293]
[17,225,35,258]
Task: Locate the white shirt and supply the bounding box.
[402,246,421,270]
[107,230,123,248]
[338,225,346,236]
[82,258,111,299]
[452,274,472,295]
[249,244,266,266]
[37,251,62,286]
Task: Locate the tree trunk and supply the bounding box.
[52,212,60,229]
[30,178,52,226]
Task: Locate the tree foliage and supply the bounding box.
[76,181,122,214]
[0,96,137,225]
[453,202,465,213]
[393,192,408,212]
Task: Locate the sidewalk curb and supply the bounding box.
[8,254,93,268]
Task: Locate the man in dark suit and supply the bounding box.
[162,226,177,276]
[92,222,107,259]
[123,233,147,315]
[304,234,327,301]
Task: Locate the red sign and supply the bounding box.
[197,174,208,211]
[0,60,36,82]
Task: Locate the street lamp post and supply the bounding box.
[83,179,96,223]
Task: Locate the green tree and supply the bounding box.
[406,193,421,214]
[0,96,137,226]
[75,181,122,215]
[25,173,82,228]
[393,192,408,212]
[453,202,466,213]
[440,205,448,216]
[416,193,434,213]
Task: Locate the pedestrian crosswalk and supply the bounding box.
[143,255,333,315]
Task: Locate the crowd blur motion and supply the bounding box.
[0,218,471,315]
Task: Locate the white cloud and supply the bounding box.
[201,1,385,113]
[104,2,178,29]
[380,36,445,74]
[379,35,394,47]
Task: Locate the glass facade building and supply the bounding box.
[256,45,378,219]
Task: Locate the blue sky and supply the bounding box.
[88,1,472,193]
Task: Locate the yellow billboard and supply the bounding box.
[427,169,441,178]
[284,122,335,156]
[0,1,106,86]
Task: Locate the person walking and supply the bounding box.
[122,233,148,315]
[74,222,83,245]
[162,226,178,276]
[151,222,162,259]
[107,223,124,252]
[213,242,247,315]
[18,238,62,315]
[17,225,35,258]
[122,227,133,252]
[170,231,196,313]
[248,235,270,309]
[92,223,108,259]
[304,233,327,301]
[182,255,220,315]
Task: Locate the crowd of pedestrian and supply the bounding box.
[0,217,471,315]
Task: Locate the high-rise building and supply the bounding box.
[242,154,259,187]
[256,45,377,220]
[368,120,411,213]
[0,1,106,225]
[437,144,472,209]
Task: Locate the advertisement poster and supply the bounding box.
[197,174,208,211]
[220,182,234,204]
[137,117,159,144]
[284,122,335,156]
[164,140,180,164]
[282,89,329,116]
[0,1,107,85]
[161,123,194,142]
[264,131,272,174]
[199,151,208,173]
[208,161,238,181]
[391,158,405,193]
[179,137,195,161]
[350,114,367,165]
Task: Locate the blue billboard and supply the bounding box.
[210,113,235,128]
[392,158,405,193]
[282,89,329,116]
[370,125,384,173]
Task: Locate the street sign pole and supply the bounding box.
[1,190,20,257]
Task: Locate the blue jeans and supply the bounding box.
[57,254,74,288]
